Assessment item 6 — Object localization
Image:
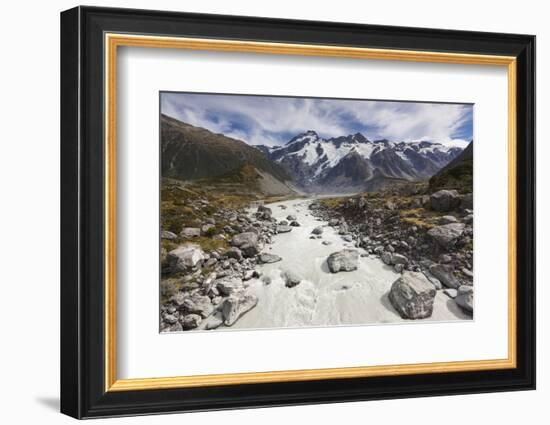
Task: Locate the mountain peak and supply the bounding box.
[351,132,369,143]
[286,130,320,145]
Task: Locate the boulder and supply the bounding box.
[329,218,340,226]
[161,230,178,240]
[277,225,292,233]
[311,226,324,235]
[388,271,436,319]
[204,258,217,267]
[439,215,458,224]
[394,263,405,273]
[256,205,272,220]
[257,205,272,214]
[216,277,244,296]
[429,263,461,289]
[422,270,443,290]
[439,254,452,264]
[391,253,409,265]
[381,251,392,265]
[342,235,353,242]
[338,221,349,235]
[162,313,178,325]
[231,232,258,248]
[282,269,302,287]
[202,315,224,330]
[180,314,202,330]
[259,253,282,264]
[180,227,201,238]
[179,294,214,318]
[222,293,258,326]
[455,285,474,313]
[327,249,359,273]
[443,288,458,298]
[461,268,474,278]
[201,223,215,234]
[167,244,205,271]
[225,247,243,261]
[231,232,260,257]
[430,190,461,212]
[460,193,473,210]
[289,221,301,227]
[427,223,465,248]
[286,215,297,221]
[256,211,272,220]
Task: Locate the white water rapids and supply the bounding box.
[229,198,470,330]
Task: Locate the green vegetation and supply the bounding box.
[160,164,298,262]
[429,142,473,193]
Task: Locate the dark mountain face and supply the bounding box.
[160,114,290,182]
[255,132,464,193]
[318,150,374,192]
[429,141,473,193]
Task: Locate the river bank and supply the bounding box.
[160,194,471,333]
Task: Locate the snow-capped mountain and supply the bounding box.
[255,131,464,193]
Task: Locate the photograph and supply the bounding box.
[56,4,536,419]
[159,92,475,332]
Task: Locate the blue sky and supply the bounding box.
[161,92,473,148]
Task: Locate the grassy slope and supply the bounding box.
[161,114,290,182]
[429,142,473,193]
[161,165,295,252]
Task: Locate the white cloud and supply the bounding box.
[161,93,472,147]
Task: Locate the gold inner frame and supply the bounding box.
[104,33,517,392]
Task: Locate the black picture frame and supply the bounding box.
[61,5,536,419]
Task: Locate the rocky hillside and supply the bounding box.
[256,131,463,193]
[429,141,473,193]
[161,114,291,182]
[309,186,474,317]
[159,179,298,331]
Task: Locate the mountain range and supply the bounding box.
[255,130,465,193]
[161,114,469,194]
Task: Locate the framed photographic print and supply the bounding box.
[60,6,536,419]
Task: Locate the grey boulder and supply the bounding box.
[282,269,302,287]
[429,263,461,289]
[455,285,474,313]
[388,271,436,319]
[180,227,201,238]
[391,253,409,265]
[167,244,205,271]
[161,230,178,240]
[225,247,243,261]
[259,253,282,264]
[311,226,324,235]
[231,232,258,248]
[222,293,258,326]
[216,277,244,296]
[427,223,465,248]
[327,249,359,273]
[430,190,461,212]
[180,314,202,330]
[179,294,214,319]
[460,193,473,210]
[231,232,260,257]
[439,215,458,224]
[277,225,293,233]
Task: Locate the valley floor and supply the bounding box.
[227,198,469,330]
